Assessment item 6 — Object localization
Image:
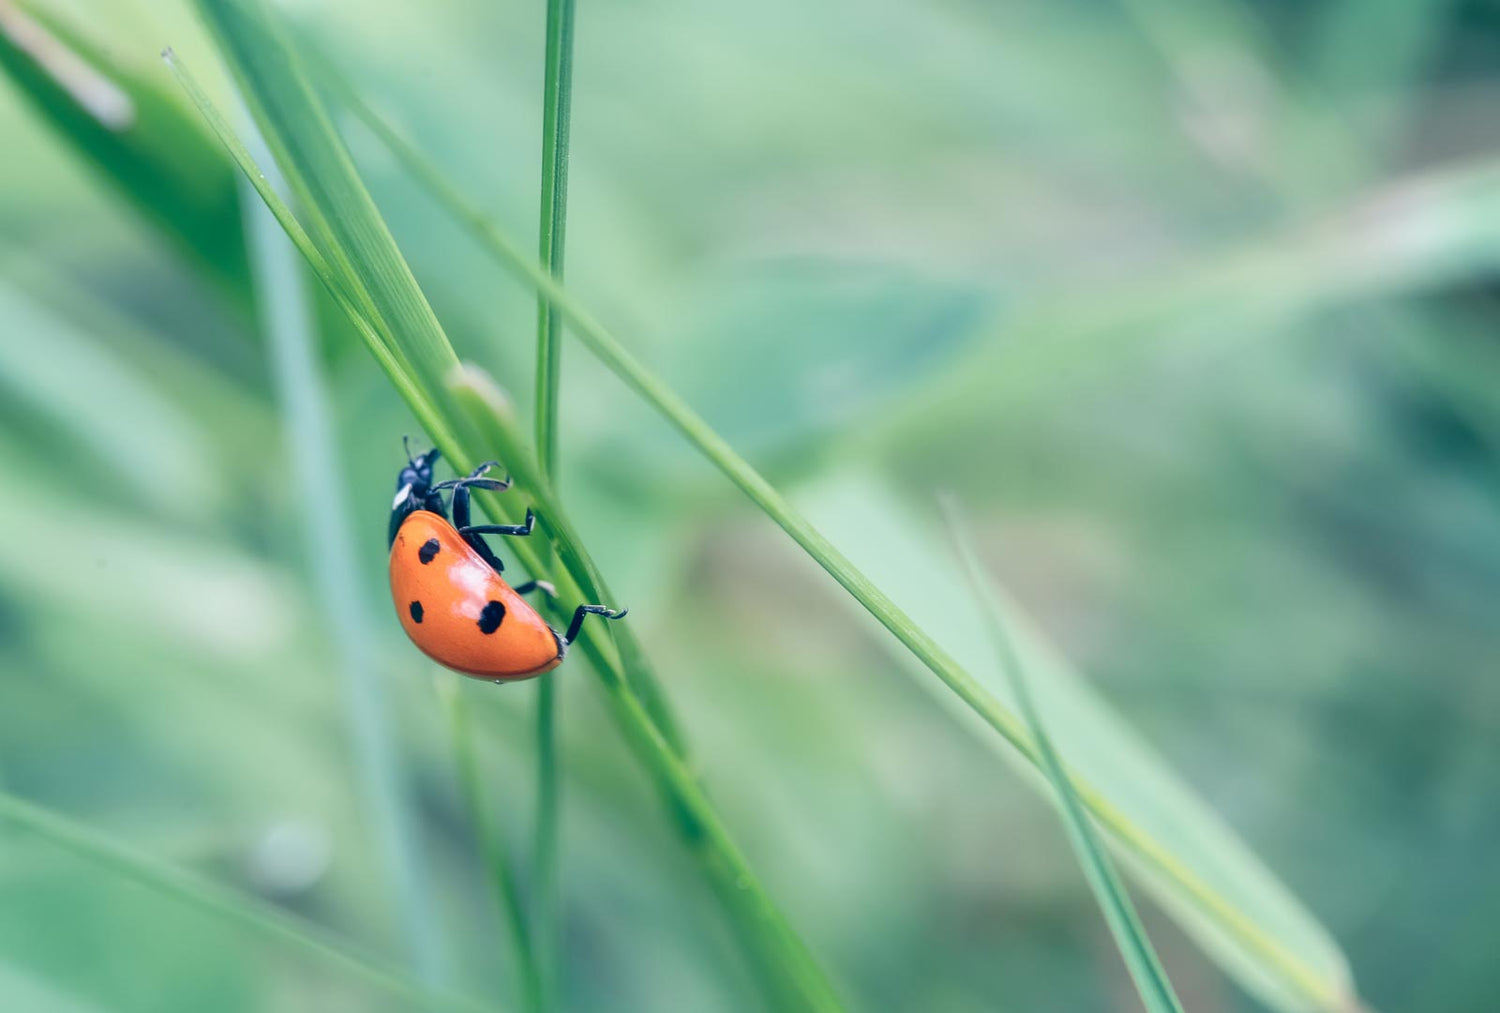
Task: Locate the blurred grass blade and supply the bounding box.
[242,126,446,986]
[0,791,495,1013]
[436,674,542,1013]
[0,1,248,296]
[172,4,841,1007]
[943,499,1185,1013]
[802,476,1355,1013]
[328,83,1358,1013]
[532,0,578,995]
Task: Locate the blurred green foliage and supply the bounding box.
[1,0,1499,1011]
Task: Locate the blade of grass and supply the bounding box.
[242,121,446,988]
[0,791,495,1013]
[321,75,1357,1013]
[168,11,843,1007]
[177,48,542,1005]
[436,674,543,1013]
[531,668,560,1008]
[532,0,577,999]
[163,49,456,457]
[190,0,458,409]
[535,0,574,480]
[194,27,690,758]
[942,498,1185,1013]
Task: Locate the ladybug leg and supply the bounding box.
[459,508,537,539]
[511,579,558,600]
[564,604,628,645]
[450,483,508,573]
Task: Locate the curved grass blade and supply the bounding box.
[0,791,496,1013]
[323,77,1359,1013]
[166,11,843,1007]
[943,499,1185,1013]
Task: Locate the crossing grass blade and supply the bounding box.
[168,4,844,1008]
[0,791,496,1013]
[942,498,1185,1013]
[316,64,1360,1013]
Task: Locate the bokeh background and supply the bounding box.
[1,0,1498,1010]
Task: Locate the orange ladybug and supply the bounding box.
[388,444,624,680]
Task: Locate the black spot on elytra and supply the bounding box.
[418,538,440,564]
[477,600,506,634]
[409,601,424,624]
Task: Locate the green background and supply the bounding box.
[1,0,1497,1010]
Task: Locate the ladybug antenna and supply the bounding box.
[402,434,416,467]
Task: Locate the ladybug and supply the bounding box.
[388,442,625,680]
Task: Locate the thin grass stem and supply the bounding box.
[942,499,1185,1013]
[532,0,577,1002]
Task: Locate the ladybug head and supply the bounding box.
[390,441,441,519]
[389,440,444,547]
[396,438,441,501]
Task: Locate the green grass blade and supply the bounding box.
[327,84,1358,1013]
[191,0,458,405]
[943,499,1185,1013]
[0,791,495,1013]
[163,49,452,453]
[532,1,577,1001]
[241,130,446,987]
[436,674,543,1013]
[170,7,841,1006]
[535,0,575,480]
[531,667,560,1010]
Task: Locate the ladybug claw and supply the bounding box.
[563,603,628,645]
